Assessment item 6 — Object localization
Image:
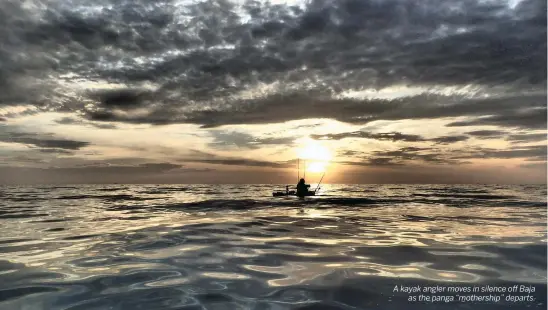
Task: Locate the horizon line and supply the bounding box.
[0,182,546,186]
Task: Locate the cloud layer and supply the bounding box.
[0,0,545,129]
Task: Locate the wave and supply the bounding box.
[412,193,514,200]
[54,194,157,201]
[157,197,388,212]
[138,187,192,194]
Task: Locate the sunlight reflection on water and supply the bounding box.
[0,184,546,309]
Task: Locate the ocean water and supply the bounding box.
[0,184,546,310]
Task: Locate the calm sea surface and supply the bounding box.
[0,184,546,309]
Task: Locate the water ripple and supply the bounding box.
[0,184,545,309]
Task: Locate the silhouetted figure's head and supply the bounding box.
[299,178,305,184]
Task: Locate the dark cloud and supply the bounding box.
[26,138,88,150]
[453,145,546,160]
[339,157,404,167]
[313,131,469,144]
[0,123,90,154]
[0,117,6,122]
[506,133,547,143]
[55,117,79,125]
[337,146,463,167]
[338,150,360,157]
[465,130,546,143]
[311,131,425,142]
[90,88,154,109]
[37,148,73,154]
[340,144,547,167]
[0,0,543,129]
[209,131,295,149]
[466,130,506,138]
[174,92,546,129]
[430,135,469,144]
[136,163,181,170]
[446,107,547,129]
[372,147,456,164]
[1,131,89,150]
[92,123,118,130]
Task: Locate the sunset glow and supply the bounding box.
[296,139,333,162]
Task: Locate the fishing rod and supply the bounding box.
[297,158,299,182]
[314,171,326,193]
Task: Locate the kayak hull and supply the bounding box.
[272,190,316,197]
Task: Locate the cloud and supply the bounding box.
[453,145,546,160]
[0,0,543,129]
[446,107,547,129]
[430,135,469,144]
[55,116,117,129]
[209,130,295,149]
[0,131,89,150]
[338,157,404,167]
[176,92,546,129]
[311,131,425,142]
[185,150,292,168]
[37,148,74,154]
[136,163,182,170]
[312,130,469,144]
[506,133,547,143]
[338,146,463,167]
[372,147,456,163]
[339,144,547,168]
[90,88,155,109]
[465,130,546,143]
[466,130,506,138]
[338,150,360,157]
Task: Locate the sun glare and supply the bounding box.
[297,139,332,161]
[296,139,332,173]
[307,161,327,173]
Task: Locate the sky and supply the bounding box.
[0,0,546,184]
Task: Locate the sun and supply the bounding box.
[295,139,332,173]
[296,139,332,161]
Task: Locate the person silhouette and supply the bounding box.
[296,178,310,198]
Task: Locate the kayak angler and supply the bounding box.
[296,178,310,198]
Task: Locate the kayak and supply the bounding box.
[272,190,316,197]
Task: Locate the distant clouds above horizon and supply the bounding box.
[0,0,546,184]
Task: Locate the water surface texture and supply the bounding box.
[0,184,546,309]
